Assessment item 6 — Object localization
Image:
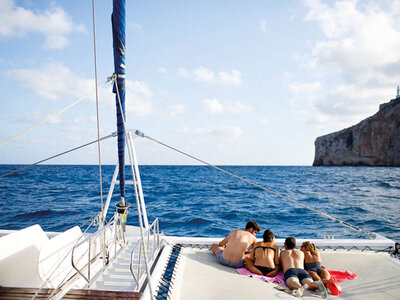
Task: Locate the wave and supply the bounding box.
[186,217,212,226]
[1,165,399,240]
[374,180,400,189]
[15,209,75,219]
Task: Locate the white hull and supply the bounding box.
[2,224,398,299]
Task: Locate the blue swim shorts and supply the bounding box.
[284,268,312,283]
[216,250,244,268]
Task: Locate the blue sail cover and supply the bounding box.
[112,0,126,200]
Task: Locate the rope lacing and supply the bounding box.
[134,130,375,239]
[170,243,394,253]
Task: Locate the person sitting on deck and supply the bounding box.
[211,221,260,269]
[244,229,280,276]
[280,237,328,298]
[301,241,341,295]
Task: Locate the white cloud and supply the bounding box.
[97,80,154,116]
[130,80,153,98]
[166,104,185,118]
[193,67,215,82]
[218,70,242,86]
[157,67,167,74]
[297,0,400,125]
[193,126,243,139]
[202,98,252,114]
[203,98,223,114]
[178,67,242,86]
[259,20,267,32]
[178,67,189,78]
[19,110,62,125]
[5,62,93,101]
[227,101,252,114]
[5,63,154,116]
[289,82,321,94]
[0,0,85,49]
[125,80,153,116]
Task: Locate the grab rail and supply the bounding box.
[130,218,161,288]
[71,213,126,284]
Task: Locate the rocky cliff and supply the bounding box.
[313,98,400,166]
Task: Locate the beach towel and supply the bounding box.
[327,270,358,282]
[236,268,286,285]
[237,268,357,285]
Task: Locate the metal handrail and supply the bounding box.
[71,213,126,284]
[130,218,161,289]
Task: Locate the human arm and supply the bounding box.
[245,255,262,275]
[249,243,256,261]
[274,244,280,266]
[218,231,232,247]
[266,264,280,277]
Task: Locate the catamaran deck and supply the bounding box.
[1,225,399,299]
[167,247,400,300]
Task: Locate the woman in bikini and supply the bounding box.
[245,229,280,277]
[301,241,341,295]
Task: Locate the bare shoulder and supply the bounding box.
[280,249,288,256]
[229,229,238,236]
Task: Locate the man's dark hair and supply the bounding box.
[263,229,275,242]
[285,236,296,249]
[245,221,260,232]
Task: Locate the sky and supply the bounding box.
[0,0,400,166]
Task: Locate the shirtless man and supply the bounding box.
[211,221,260,268]
[280,237,328,298]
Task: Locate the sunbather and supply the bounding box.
[245,229,280,276]
[301,241,341,295]
[280,237,328,298]
[211,221,260,268]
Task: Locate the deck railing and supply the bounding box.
[130,218,161,289]
[71,213,126,284]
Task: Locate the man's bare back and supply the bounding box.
[280,237,328,298]
[211,221,259,268]
[221,229,257,262]
[280,249,305,272]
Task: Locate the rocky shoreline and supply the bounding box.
[313,98,400,166]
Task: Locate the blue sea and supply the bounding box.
[0,165,399,241]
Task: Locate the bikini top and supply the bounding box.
[254,245,276,255]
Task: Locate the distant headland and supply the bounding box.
[313,88,400,166]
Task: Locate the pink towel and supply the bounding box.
[237,268,357,285]
[327,270,358,282]
[236,268,286,285]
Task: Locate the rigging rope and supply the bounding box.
[0,80,111,148]
[135,130,374,239]
[0,133,115,179]
[91,0,105,223]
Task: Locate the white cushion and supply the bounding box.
[0,224,49,287]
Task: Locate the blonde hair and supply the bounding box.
[302,241,316,253]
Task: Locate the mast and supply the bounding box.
[112,0,126,204]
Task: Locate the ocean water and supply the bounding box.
[0,165,399,241]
